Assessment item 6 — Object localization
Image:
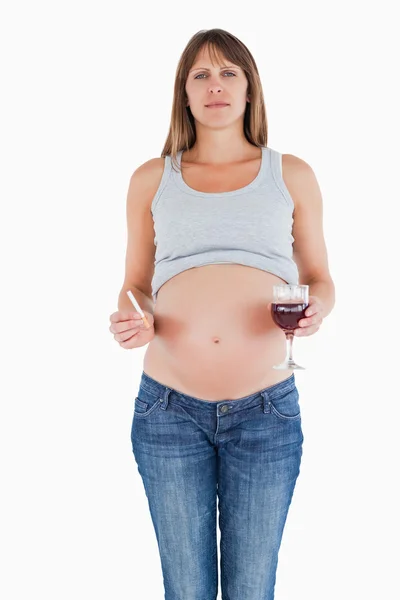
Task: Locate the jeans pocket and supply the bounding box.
[268,386,301,421]
[133,387,162,419]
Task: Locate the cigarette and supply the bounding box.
[126,290,151,329]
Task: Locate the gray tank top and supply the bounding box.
[150,145,299,303]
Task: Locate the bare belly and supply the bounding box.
[143,264,293,401]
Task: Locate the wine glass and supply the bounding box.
[271,284,309,370]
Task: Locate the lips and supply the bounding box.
[206,102,229,107]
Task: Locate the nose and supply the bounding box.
[208,81,223,94]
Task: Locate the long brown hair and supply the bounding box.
[160,29,269,171]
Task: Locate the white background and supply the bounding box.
[1,1,399,598]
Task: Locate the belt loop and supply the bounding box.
[261,390,271,414]
[159,387,171,410]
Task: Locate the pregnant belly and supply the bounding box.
[143,265,294,401]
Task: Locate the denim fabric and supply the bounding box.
[131,371,304,600]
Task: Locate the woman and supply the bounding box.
[109,29,335,600]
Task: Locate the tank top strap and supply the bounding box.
[268,147,283,179]
[151,154,173,214]
[267,147,294,209]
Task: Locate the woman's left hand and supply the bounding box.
[294,295,324,337]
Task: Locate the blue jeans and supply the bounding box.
[131,371,304,600]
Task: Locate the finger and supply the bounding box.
[114,327,142,342]
[298,314,321,327]
[120,328,146,347]
[109,311,136,323]
[305,307,320,318]
[119,337,137,348]
[122,321,149,340]
[295,324,320,336]
[305,301,323,317]
[298,318,311,328]
[110,320,142,334]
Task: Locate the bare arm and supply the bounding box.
[117,158,165,318]
[283,153,336,319]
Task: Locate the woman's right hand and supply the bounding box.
[109,310,155,349]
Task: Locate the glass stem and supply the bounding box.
[285,331,294,363]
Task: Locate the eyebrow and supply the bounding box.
[189,65,239,73]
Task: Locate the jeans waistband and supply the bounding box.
[139,371,296,412]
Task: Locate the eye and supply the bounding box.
[194,71,236,79]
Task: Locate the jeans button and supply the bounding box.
[220,405,229,414]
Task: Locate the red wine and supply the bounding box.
[272,302,308,331]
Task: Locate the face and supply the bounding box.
[185,45,250,127]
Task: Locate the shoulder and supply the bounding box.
[124,157,169,214]
[281,153,319,209]
[282,153,314,176]
[132,156,167,182]
[130,157,168,205]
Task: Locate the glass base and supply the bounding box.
[273,362,306,371]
